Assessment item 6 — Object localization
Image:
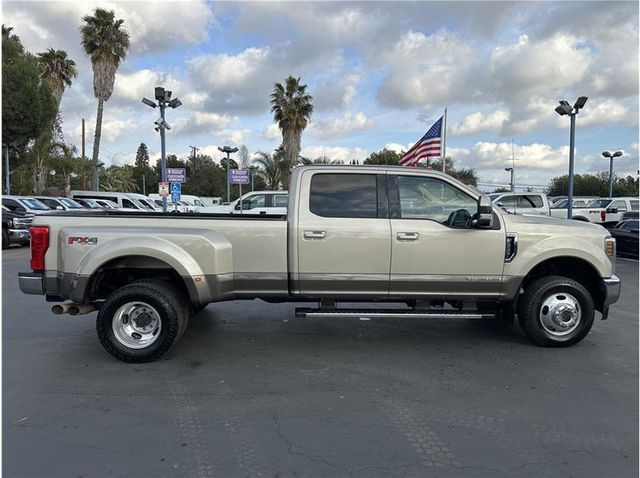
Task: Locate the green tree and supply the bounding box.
[428,157,478,186]
[100,165,138,192]
[364,149,402,165]
[270,76,313,187]
[492,187,511,193]
[36,48,77,106]
[135,142,149,168]
[2,26,57,148]
[547,172,639,197]
[80,8,130,190]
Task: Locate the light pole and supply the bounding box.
[554,96,588,219]
[218,145,238,204]
[601,150,623,198]
[505,167,514,192]
[142,87,182,212]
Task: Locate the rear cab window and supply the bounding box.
[309,173,378,218]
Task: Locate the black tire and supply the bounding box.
[191,304,207,315]
[517,275,594,347]
[96,280,189,362]
[2,228,9,250]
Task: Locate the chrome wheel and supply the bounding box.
[112,302,162,349]
[539,292,581,336]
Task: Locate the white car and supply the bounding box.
[195,191,288,215]
[488,192,550,216]
[34,196,87,212]
[2,196,52,215]
[570,197,640,225]
[70,191,151,212]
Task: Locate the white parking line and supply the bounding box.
[617,257,639,263]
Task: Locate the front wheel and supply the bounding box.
[2,228,9,249]
[518,276,594,347]
[96,280,189,362]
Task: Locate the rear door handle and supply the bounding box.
[396,232,419,242]
[304,230,326,240]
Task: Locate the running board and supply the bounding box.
[295,308,494,319]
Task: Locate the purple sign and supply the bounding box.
[167,168,186,183]
[230,169,250,185]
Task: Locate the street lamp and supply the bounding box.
[142,86,181,212]
[218,145,238,203]
[504,167,514,192]
[554,96,588,219]
[601,150,623,198]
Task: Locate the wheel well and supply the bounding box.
[519,256,605,311]
[571,216,590,222]
[85,255,193,305]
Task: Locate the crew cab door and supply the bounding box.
[295,171,391,297]
[388,174,505,299]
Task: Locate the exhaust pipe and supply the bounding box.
[51,303,73,315]
[68,304,96,316]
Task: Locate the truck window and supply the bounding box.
[519,195,543,208]
[611,200,627,212]
[496,195,516,207]
[397,176,476,224]
[630,200,638,211]
[238,194,266,210]
[2,199,25,212]
[273,195,288,207]
[309,173,377,218]
[122,198,137,209]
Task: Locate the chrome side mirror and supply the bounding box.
[476,195,494,228]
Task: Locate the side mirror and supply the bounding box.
[606,207,618,214]
[56,205,64,210]
[476,196,494,228]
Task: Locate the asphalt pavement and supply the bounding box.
[3,246,638,477]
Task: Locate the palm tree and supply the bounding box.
[253,150,286,190]
[270,76,313,186]
[36,48,77,105]
[80,8,130,191]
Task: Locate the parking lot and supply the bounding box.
[3,246,638,477]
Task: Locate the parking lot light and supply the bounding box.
[555,96,588,219]
[602,150,623,198]
[218,145,239,204]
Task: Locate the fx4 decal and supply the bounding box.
[68,236,98,245]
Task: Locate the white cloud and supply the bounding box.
[262,124,281,141]
[113,70,185,104]
[301,145,368,163]
[452,110,509,136]
[309,112,374,140]
[385,143,413,154]
[572,99,631,128]
[172,112,233,135]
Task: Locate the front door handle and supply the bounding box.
[397,232,419,242]
[304,230,326,240]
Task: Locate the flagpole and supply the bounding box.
[442,107,447,172]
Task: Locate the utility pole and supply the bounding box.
[82,118,85,160]
[189,145,200,167]
[3,144,10,195]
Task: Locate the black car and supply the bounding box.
[621,210,639,221]
[2,206,32,249]
[610,219,639,259]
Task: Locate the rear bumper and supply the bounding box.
[18,272,44,295]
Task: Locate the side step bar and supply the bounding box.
[295,308,494,319]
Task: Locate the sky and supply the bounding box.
[3,0,639,191]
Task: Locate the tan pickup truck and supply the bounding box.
[19,166,621,362]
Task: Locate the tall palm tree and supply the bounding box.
[36,48,77,105]
[270,76,313,186]
[80,8,130,190]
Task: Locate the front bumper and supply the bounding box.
[18,272,44,295]
[600,275,621,320]
[9,228,30,244]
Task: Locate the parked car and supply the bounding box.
[570,197,639,225]
[151,199,190,213]
[2,205,32,249]
[195,190,288,215]
[621,210,639,221]
[34,196,87,212]
[74,198,105,210]
[69,191,150,212]
[610,219,639,259]
[200,196,223,206]
[487,192,550,216]
[126,193,162,211]
[2,196,52,215]
[550,197,598,218]
[19,165,620,362]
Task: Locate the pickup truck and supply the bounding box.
[195,190,288,215]
[18,166,621,362]
[553,197,639,225]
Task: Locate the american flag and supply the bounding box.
[399,116,443,167]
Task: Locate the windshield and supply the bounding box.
[81,199,102,209]
[138,198,157,210]
[99,200,119,209]
[59,198,84,209]
[19,198,50,210]
[552,199,568,208]
[586,199,611,208]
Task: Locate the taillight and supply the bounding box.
[601,211,606,222]
[30,226,49,271]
